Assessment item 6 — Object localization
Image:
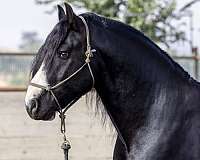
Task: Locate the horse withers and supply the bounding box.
[25,3,200,160]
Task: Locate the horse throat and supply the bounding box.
[94,60,156,152]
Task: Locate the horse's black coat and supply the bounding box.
[27,4,200,160]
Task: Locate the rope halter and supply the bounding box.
[28,16,95,160]
[29,15,95,117]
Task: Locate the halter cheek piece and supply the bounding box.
[29,16,95,158]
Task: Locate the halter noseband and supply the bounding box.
[29,15,95,134]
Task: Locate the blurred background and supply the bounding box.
[0,0,200,159]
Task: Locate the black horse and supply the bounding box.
[25,3,200,160]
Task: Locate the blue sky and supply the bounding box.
[0,0,200,54]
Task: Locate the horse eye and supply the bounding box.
[59,51,70,59]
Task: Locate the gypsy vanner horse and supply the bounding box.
[25,3,200,160]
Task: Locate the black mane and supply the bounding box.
[31,20,67,77]
[82,13,192,81]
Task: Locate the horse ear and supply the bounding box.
[57,5,65,21]
[64,3,76,25]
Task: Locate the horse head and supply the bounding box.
[25,3,96,120]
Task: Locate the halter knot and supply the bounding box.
[85,49,96,63]
[45,85,52,91]
[61,140,71,150]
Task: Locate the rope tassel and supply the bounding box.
[61,139,71,160]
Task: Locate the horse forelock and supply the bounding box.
[31,20,68,78]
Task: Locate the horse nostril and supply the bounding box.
[30,99,35,108]
[29,98,38,112]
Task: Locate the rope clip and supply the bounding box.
[59,114,66,134]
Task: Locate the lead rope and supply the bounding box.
[60,16,94,160]
[60,114,71,160]
[29,15,95,160]
[59,96,80,160]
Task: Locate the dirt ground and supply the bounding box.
[0,92,115,160]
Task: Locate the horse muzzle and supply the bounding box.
[25,98,55,121]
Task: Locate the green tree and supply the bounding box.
[34,0,197,47]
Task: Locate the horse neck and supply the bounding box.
[88,17,199,154]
